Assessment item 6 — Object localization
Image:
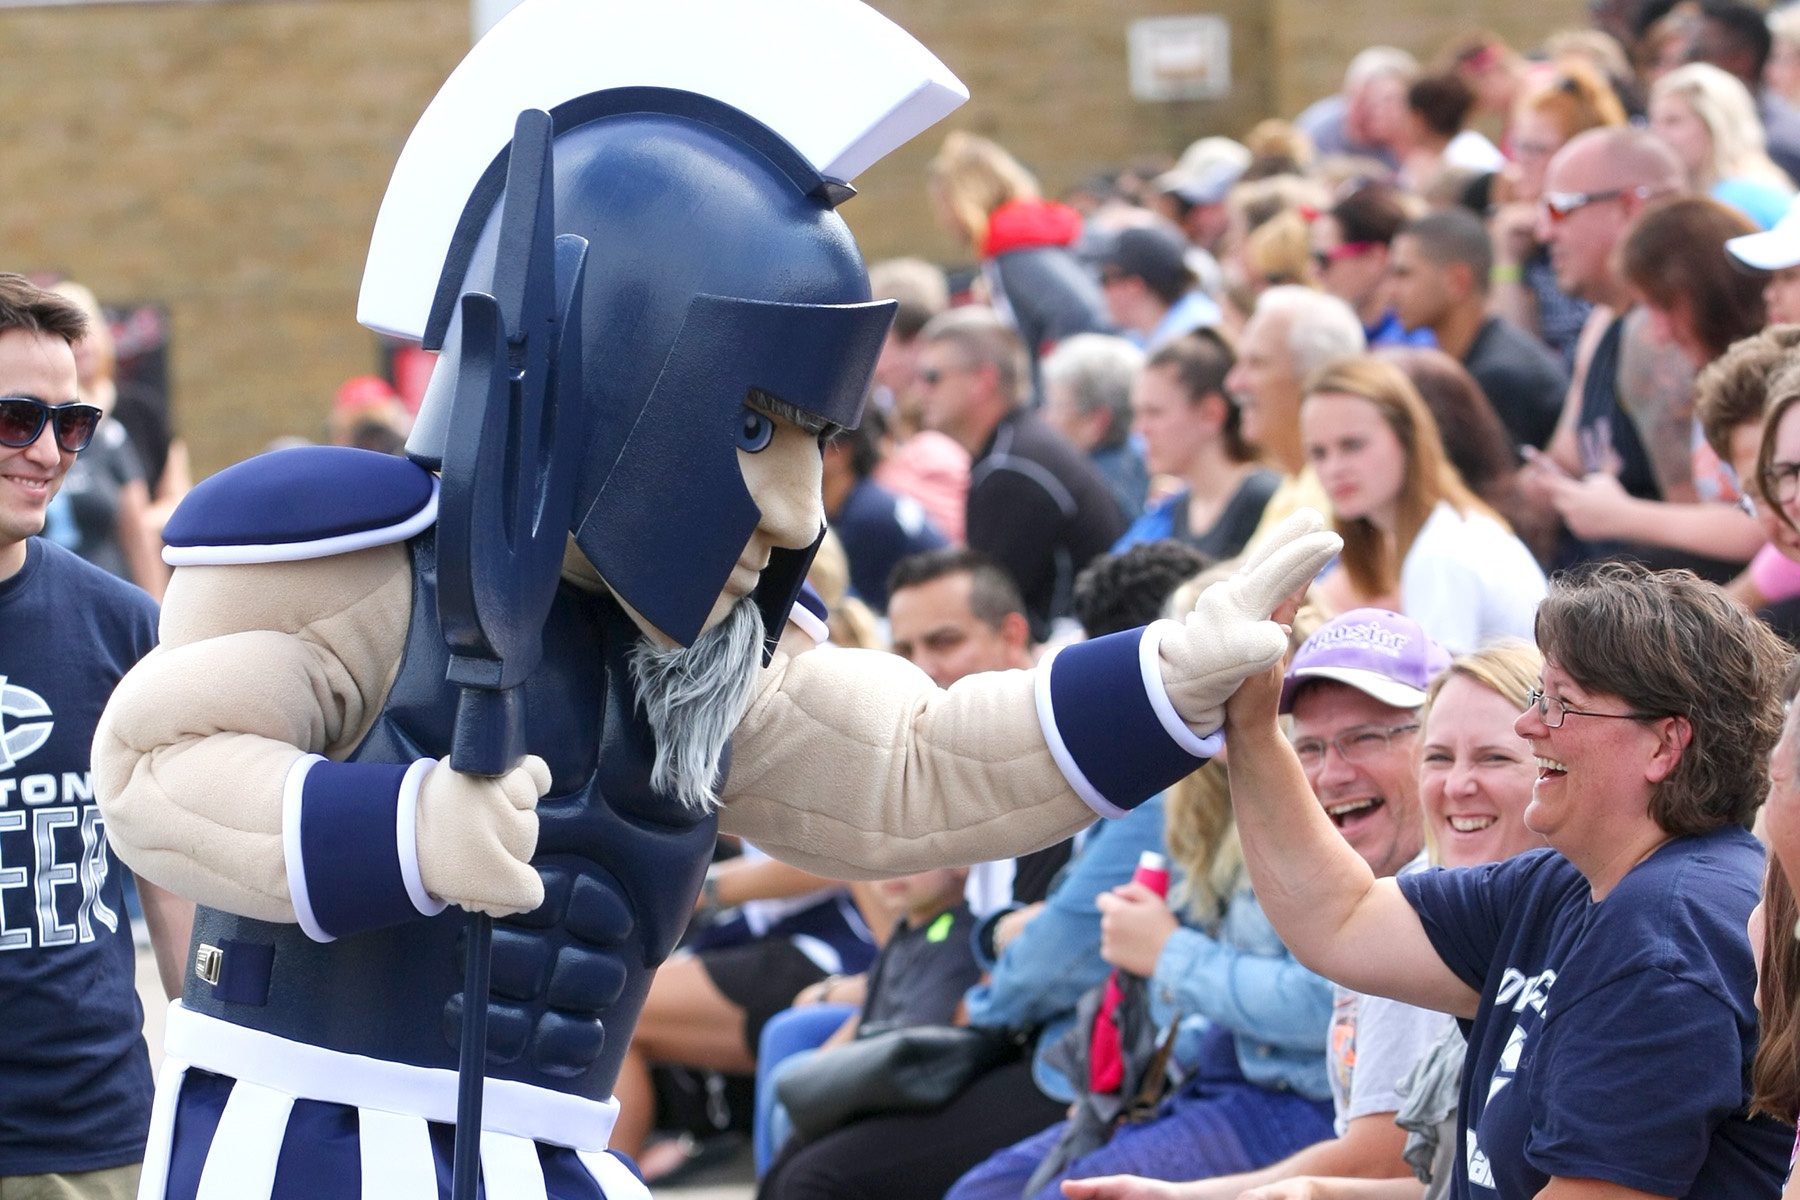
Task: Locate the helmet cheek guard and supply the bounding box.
[574,292,894,651]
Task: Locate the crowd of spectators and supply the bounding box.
[614,3,1800,1198]
[54,3,1800,1199]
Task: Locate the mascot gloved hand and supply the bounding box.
[416,755,550,916]
[1160,509,1341,733]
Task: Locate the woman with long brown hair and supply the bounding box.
[1302,355,1544,652]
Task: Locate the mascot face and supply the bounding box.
[699,399,826,639]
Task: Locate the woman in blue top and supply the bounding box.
[946,755,1337,1200]
[1651,64,1795,231]
[1212,560,1794,1200]
[1112,332,1280,564]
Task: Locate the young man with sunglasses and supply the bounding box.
[0,273,191,1200]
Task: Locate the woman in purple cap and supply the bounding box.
[1207,560,1793,1199]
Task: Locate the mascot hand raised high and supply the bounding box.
[92,2,1340,1196]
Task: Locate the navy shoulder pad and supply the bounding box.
[163,446,439,566]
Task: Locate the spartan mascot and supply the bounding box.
[93,1,1340,1196]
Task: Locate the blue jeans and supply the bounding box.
[752,1003,857,1175]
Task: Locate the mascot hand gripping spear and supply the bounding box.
[92,1,1340,1197]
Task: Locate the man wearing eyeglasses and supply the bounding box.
[0,273,191,1200]
[1069,606,1453,1200]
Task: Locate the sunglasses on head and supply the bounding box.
[0,397,103,453]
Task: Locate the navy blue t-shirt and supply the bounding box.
[1399,831,1790,1199]
[0,538,159,1174]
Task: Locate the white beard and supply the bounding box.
[628,596,765,813]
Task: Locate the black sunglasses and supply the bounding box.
[0,397,103,453]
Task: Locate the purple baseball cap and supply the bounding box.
[1279,608,1450,714]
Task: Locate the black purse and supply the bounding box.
[775,1024,1022,1142]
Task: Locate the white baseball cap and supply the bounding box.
[1727,198,1800,271]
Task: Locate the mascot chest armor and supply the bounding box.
[182,530,711,1100]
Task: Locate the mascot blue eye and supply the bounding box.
[735,406,775,453]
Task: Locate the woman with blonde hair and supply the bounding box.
[1302,355,1544,651]
[927,130,1109,385]
[1651,62,1796,229]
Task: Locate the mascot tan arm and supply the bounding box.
[95,512,1336,917]
[721,510,1339,873]
[92,543,545,923]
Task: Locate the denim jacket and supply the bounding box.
[1151,883,1333,1101]
[964,796,1167,1102]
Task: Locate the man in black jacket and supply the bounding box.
[914,307,1125,640]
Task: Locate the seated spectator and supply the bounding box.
[1242,118,1316,179]
[1728,193,1800,323]
[1541,196,1767,572]
[1041,333,1152,523]
[1753,358,1800,644]
[1113,333,1280,562]
[1294,47,1418,172]
[866,256,970,545]
[1304,355,1545,652]
[755,543,1203,1200]
[1215,560,1793,1198]
[915,307,1126,640]
[885,549,1073,907]
[1748,855,1800,1182]
[1523,128,1751,580]
[1063,608,1455,1200]
[1225,286,1367,549]
[1097,223,1223,352]
[1768,3,1800,112]
[1686,0,1800,187]
[1690,326,1800,635]
[754,866,980,1171]
[328,373,411,448]
[1150,137,1252,276]
[1240,209,1317,295]
[807,529,886,651]
[1397,71,1506,192]
[1650,62,1796,228]
[1067,638,1549,1200]
[945,748,1337,1200]
[612,847,879,1175]
[929,130,1112,393]
[1311,182,1434,349]
[1443,31,1531,146]
[1380,347,1558,566]
[821,412,947,614]
[1486,62,1627,370]
[1387,207,1566,451]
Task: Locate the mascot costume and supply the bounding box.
[92,1,1341,1197]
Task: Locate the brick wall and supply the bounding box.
[0,0,466,474]
[0,0,1584,475]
